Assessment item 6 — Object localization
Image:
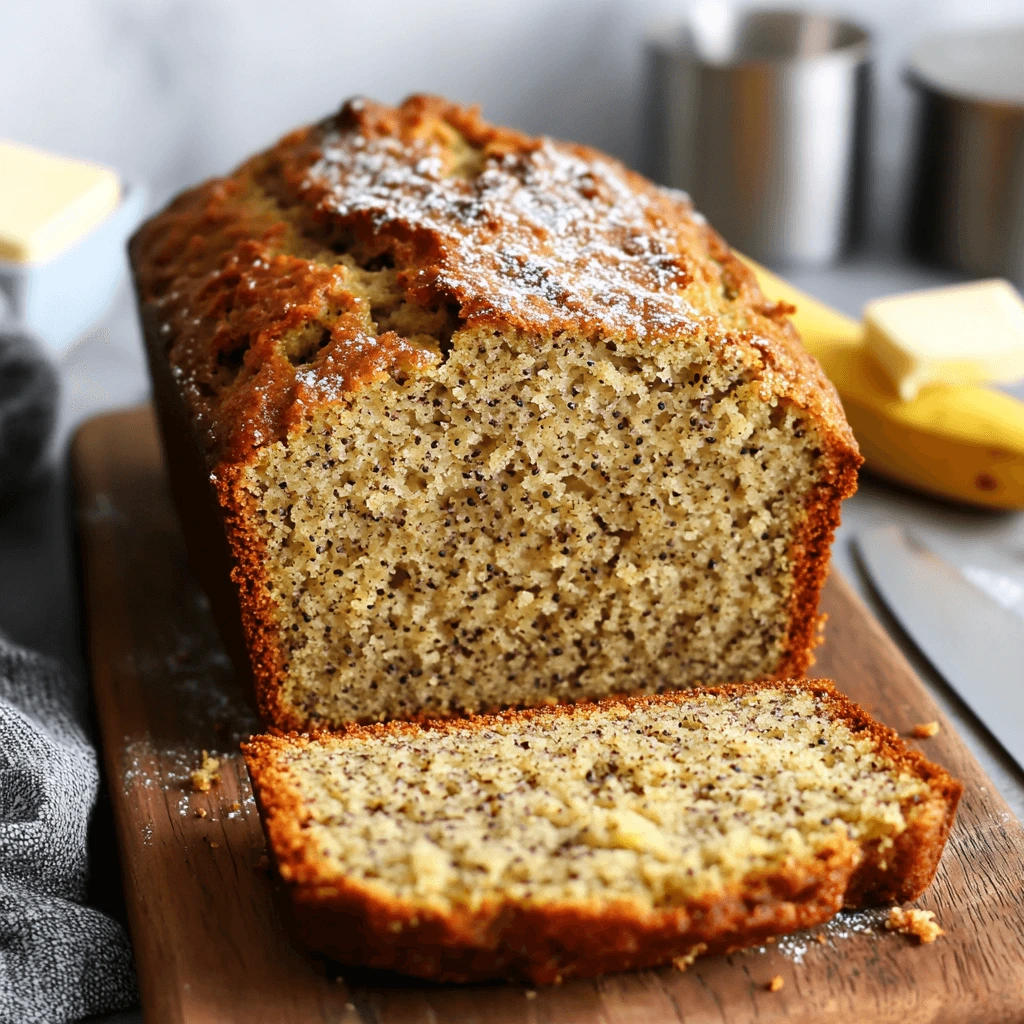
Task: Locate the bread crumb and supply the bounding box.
[672,943,708,971]
[767,975,784,992]
[210,841,220,849]
[191,751,221,792]
[524,990,537,1000]
[886,906,944,943]
[229,801,242,812]
[911,721,940,738]
[813,613,828,646]
[815,934,826,944]
[194,807,207,818]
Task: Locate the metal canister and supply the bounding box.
[644,10,871,266]
[906,29,1024,284]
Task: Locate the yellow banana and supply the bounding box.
[744,258,1024,510]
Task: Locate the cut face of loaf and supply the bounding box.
[243,681,962,984]
[130,95,861,729]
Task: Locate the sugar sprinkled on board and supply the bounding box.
[746,908,891,963]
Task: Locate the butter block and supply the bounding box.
[0,141,120,264]
[864,279,1024,401]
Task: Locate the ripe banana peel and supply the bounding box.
[746,259,1024,511]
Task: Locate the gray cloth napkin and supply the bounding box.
[0,328,138,1022]
[0,329,58,501]
[0,639,137,1023]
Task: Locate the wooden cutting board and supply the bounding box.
[73,404,1024,1024]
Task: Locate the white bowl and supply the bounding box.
[0,181,147,355]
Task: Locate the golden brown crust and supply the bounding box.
[139,301,292,726]
[131,94,856,467]
[286,856,855,985]
[243,680,961,984]
[131,94,861,729]
[775,465,861,678]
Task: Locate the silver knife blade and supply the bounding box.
[856,525,1024,771]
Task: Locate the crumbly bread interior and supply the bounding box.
[261,687,932,912]
[237,247,828,724]
[134,99,857,728]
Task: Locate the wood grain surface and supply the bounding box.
[73,405,1024,1024]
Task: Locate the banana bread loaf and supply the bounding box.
[243,680,961,983]
[131,95,860,730]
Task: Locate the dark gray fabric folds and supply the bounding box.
[0,638,137,1023]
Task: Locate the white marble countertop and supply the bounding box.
[1,254,1022,1024]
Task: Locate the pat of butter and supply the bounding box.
[864,279,1024,401]
[0,141,120,264]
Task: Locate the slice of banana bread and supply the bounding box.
[243,680,960,984]
[131,95,860,730]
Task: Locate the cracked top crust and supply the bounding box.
[130,94,856,468]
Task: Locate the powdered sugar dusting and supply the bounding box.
[304,116,711,341]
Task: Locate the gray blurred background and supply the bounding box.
[3,0,1023,251]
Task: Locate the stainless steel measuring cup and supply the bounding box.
[906,28,1024,285]
[644,9,871,266]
